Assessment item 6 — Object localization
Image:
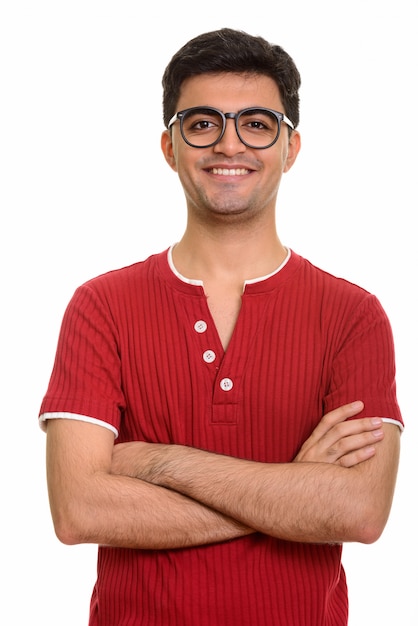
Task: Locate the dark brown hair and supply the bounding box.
[162,28,301,129]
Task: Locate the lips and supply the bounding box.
[209,168,250,176]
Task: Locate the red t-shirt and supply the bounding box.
[40,249,403,626]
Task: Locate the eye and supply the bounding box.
[247,120,267,130]
[192,119,217,131]
[239,109,277,133]
[183,109,222,134]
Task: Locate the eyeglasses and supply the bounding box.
[168,106,294,149]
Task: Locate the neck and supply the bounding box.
[172,219,287,283]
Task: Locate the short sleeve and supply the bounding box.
[324,293,403,427]
[39,283,126,433]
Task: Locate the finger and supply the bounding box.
[294,420,384,463]
[319,417,383,451]
[337,445,378,468]
[324,428,384,462]
[304,401,365,445]
[320,401,365,429]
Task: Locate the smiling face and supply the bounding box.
[161,72,300,227]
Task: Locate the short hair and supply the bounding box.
[162,28,301,129]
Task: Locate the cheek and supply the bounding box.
[172,143,201,178]
[169,139,192,173]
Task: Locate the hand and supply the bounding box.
[294,401,384,467]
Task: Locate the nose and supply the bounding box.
[213,118,246,155]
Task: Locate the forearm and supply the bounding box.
[126,447,351,543]
[51,471,253,549]
[120,435,398,545]
[47,419,253,550]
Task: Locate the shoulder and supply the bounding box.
[72,249,169,301]
[291,250,373,304]
[86,249,168,288]
[58,249,170,326]
[290,251,390,327]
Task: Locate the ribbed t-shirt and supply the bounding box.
[39,248,403,626]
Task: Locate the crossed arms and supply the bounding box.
[46,401,400,550]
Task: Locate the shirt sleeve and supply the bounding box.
[39,282,126,435]
[38,411,119,436]
[324,293,403,428]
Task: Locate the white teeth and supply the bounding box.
[211,168,249,176]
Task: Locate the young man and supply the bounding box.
[40,28,403,626]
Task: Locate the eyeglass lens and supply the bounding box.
[181,108,281,149]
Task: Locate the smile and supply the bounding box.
[210,168,250,176]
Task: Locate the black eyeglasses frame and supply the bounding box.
[167,106,295,149]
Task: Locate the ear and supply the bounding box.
[284,129,301,173]
[161,130,178,172]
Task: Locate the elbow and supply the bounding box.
[53,522,83,546]
[354,523,384,545]
[50,503,91,546]
[350,504,391,545]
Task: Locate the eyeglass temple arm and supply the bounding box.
[282,114,294,130]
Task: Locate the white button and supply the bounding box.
[203,350,216,363]
[194,320,207,333]
[220,377,233,391]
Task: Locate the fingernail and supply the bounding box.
[371,418,382,426]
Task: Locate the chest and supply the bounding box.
[205,286,243,350]
[117,287,330,460]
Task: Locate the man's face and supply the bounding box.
[161,72,300,225]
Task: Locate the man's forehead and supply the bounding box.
[177,72,283,110]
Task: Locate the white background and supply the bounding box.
[1,1,417,624]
